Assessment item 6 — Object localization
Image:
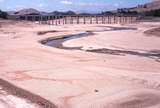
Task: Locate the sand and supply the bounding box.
[0,20,160,108]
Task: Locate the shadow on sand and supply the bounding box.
[0,78,57,108]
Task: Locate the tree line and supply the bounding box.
[144,9,160,17]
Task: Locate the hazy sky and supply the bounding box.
[0,0,152,13]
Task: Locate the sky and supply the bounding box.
[0,0,152,13]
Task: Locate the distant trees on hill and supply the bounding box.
[145,9,160,17]
[117,8,138,15]
[101,11,115,15]
[0,10,8,19]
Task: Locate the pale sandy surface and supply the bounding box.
[0,20,160,108]
[0,85,40,108]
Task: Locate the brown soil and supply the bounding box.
[0,78,57,108]
[144,27,160,37]
[37,30,59,35]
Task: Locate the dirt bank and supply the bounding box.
[0,78,57,108]
[144,27,160,37]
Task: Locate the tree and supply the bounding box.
[0,10,8,19]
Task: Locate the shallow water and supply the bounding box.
[45,32,94,50]
[41,26,160,62]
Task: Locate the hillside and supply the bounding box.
[130,1,160,13]
[14,8,40,15]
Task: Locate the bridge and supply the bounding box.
[16,15,140,25]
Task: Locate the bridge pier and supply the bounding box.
[25,15,138,25]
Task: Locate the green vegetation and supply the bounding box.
[0,10,8,19]
[117,8,138,15]
[145,9,160,17]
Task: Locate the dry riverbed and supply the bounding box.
[0,20,160,108]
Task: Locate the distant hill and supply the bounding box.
[49,11,76,15]
[5,1,160,18]
[6,11,16,15]
[14,8,40,15]
[109,1,160,17]
[40,11,48,16]
[7,9,77,16]
[130,1,160,13]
